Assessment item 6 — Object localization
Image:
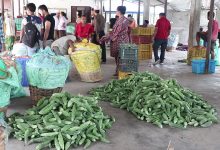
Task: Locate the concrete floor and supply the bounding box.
[6,50,220,150]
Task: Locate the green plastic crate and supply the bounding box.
[15,18,23,31]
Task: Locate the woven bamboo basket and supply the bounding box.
[0,127,5,150]
[29,85,62,104]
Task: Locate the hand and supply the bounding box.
[96,36,100,42]
[151,36,155,42]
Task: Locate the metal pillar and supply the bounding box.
[164,0,168,15]
[1,0,4,51]
[122,0,124,6]
[18,0,21,16]
[143,0,150,21]
[137,0,141,25]
[11,0,14,18]
[205,0,215,73]
[109,0,111,21]
[100,0,103,14]
[188,0,201,48]
[153,6,156,24]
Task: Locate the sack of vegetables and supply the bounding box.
[26,47,71,102]
[70,39,102,82]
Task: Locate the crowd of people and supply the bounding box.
[2,3,218,77]
[0,3,171,76]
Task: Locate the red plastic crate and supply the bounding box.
[139,35,152,44]
[131,35,140,44]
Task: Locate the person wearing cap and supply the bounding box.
[152,13,171,65]
[75,15,94,41]
[91,6,106,63]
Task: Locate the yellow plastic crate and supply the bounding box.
[131,27,155,36]
[138,44,153,60]
[139,27,155,36]
[131,27,140,35]
[187,46,206,65]
[138,44,152,51]
[138,50,152,60]
[118,71,133,80]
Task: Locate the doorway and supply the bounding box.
[71,6,92,23]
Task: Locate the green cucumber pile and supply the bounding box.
[90,72,218,128]
[7,93,115,150]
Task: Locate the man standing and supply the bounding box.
[152,13,171,65]
[91,7,106,63]
[75,15,94,41]
[0,13,5,52]
[5,13,16,51]
[53,11,60,40]
[38,5,55,49]
[19,3,42,49]
[196,11,219,59]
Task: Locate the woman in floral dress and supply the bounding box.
[100,6,130,76]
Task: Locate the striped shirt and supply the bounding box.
[0,16,5,44]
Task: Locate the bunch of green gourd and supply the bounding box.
[90,72,218,128]
[7,92,115,150]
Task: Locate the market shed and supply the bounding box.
[0,0,220,150]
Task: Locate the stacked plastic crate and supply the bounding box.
[131,27,155,60]
[118,44,138,79]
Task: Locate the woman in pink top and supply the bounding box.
[196,11,219,59]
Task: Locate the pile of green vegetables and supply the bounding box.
[7,93,115,150]
[89,72,218,128]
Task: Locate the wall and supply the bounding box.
[1,0,11,13]
[167,10,190,45]
[17,0,96,21]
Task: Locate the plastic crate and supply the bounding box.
[16,58,30,87]
[138,44,152,51]
[131,27,155,36]
[139,27,155,36]
[131,28,140,35]
[187,46,207,65]
[15,18,22,31]
[139,50,152,60]
[139,35,152,44]
[214,47,220,66]
[118,71,133,80]
[131,35,140,44]
[192,59,216,74]
[119,59,138,72]
[119,44,138,60]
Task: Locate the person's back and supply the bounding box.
[51,35,76,55]
[152,13,171,65]
[95,13,105,33]
[20,3,42,48]
[155,16,171,40]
